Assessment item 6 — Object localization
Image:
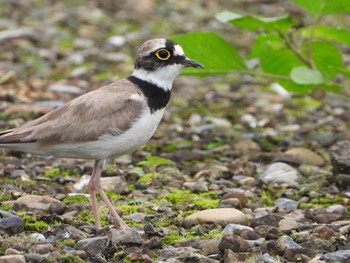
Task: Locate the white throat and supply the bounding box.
[132,64,184,91]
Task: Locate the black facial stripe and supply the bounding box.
[128,76,171,113]
[135,54,185,70]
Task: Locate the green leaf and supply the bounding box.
[216,11,297,33]
[292,0,350,18]
[277,80,316,94]
[290,66,325,84]
[248,33,285,59]
[303,41,342,80]
[138,156,174,168]
[171,32,246,76]
[259,49,304,76]
[300,25,350,46]
[338,68,350,78]
[292,0,326,18]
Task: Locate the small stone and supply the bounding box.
[305,208,344,224]
[66,249,88,260]
[278,218,299,232]
[157,247,217,262]
[223,249,240,263]
[48,83,82,95]
[223,224,254,236]
[235,139,262,159]
[33,244,54,254]
[221,191,248,206]
[0,210,24,235]
[0,255,26,263]
[13,195,61,213]
[253,213,284,227]
[4,248,21,255]
[183,208,247,228]
[239,229,261,240]
[335,174,350,190]
[24,253,44,262]
[276,147,325,166]
[108,228,142,246]
[190,239,221,256]
[74,236,109,255]
[321,249,350,262]
[256,253,279,263]
[0,28,40,44]
[218,234,250,253]
[314,225,338,239]
[219,198,241,208]
[274,198,299,212]
[326,204,346,214]
[124,212,146,223]
[276,236,302,251]
[330,140,350,175]
[107,35,126,48]
[232,175,255,186]
[254,225,280,239]
[259,162,301,187]
[100,176,129,194]
[29,233,46,242]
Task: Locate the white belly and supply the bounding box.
[2,108,165,160]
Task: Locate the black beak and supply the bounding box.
[183,57,205,69]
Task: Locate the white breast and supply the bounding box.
[49,108,165,159]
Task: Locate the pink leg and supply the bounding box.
[87,159,129,230]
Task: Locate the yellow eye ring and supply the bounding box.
[155,49,171,60]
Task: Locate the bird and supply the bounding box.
[0,38,204,230]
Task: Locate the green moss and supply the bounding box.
[17,211,59,232]
[162,228,222,245]
[0,204,13,211]
[0,194,12,202]
[60,239,76,248]
[62,195,90,205]
[117,205,141,215]
[44,168,79,179]
[164,189,219,210]
[259,188,278,207]
[137,173,156,184]
[105,191,122,203]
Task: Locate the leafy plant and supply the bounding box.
[171,0,350,94]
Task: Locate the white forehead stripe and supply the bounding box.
[173,44,185,56]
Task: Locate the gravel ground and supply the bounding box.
[0,1,350,262]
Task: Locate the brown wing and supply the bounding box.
[0,79,145,144]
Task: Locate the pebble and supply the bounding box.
[0,255,26,263]
[183,208,247,228]
[320,249,350,262]
[107,35,126,48]
[256,253,279,263]
[235,139,262,159]
[124,212,146,223]
[276,236,302,251]
[108,228,142,246]
[33,243,54,254]
[190,239,221,255]
[218,234,250,252]
[223,224,254,236]
[29,233,46,242]
[276,147,325,166]
[13,195,61,213]
[157,247,218,263]
[274,198,299,212]
[48,83,82,95]
[305,208,344,224]
[330,140,350,175]
[4,248,21,255]
[278,218,299,232]
[259,162,301,187]
[74,236,109,255]
[100,176,129,194]
[0,210,24,235]
[223,249,240,263]
[0,28,40,44]
[253,213,284,227]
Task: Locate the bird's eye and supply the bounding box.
[155,49,171,60]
